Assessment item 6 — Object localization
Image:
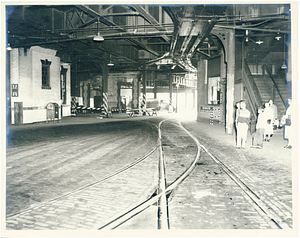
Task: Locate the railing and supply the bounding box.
[243,59,263,120]
[262,65,285,106]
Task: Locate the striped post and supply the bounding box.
[140,94,146,109]
[102,92,108,116]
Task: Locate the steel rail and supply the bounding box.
[99,118,202,230]
[181,122,288,229]
[6,145,158,219]
[157,119,170,229]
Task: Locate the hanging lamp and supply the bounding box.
[281,34,287,70]
[93,18,104,42]
[6,43,12,51]
[107,54,114,67]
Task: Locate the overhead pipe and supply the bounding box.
[214,24,290,34]
[10,30,172,52]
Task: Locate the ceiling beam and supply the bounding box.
[187,19,217,58]
[76,5,160,56]
[10,30,173,48]
[131,5,170,43]
[214,24,290,34]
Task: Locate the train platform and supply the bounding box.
[4,110,296,232]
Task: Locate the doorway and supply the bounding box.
[14,102,23,125]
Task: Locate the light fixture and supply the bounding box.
[93,18,104,42]
[275,32,281,41]
[107,54,114,67]
[245,30,249,42]
[6,43,12,51]
[281,62,287,70]
[281,33,287,70]
[255,40,263,45]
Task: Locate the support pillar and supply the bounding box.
[192,88,196,109]
[226,29,235,134]
[220,51,226,123]
[169,72,173,112]
[141,69,147,109]
[101,64,109,116]
[117,81,121,111]
[197,57,207,121]
[132,77,139,109]
[185,91,187,109]
[154,82,157,99]
[7,49,11,125]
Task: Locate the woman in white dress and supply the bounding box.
[282,98,293,149]
[263,102,274,142]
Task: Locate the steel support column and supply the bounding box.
[141,68,147,109]
[101,64,109,116]
[197,57,207,121]
[226,29,235,134]
[169,72,173,112]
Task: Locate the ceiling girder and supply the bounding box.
[131,5,170,43]
[11,30,173,49]
[179,21,196,56]
[76,5,160,56]
[161,6,178,25]
[187,19,217,58]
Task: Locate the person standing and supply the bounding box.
[251,107,265,149]
[282,98,293,148]
[236,100,251,149]
[263,102,274,141]
[235,101,240,132]
[269,99,278,129]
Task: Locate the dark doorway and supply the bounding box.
[14,102,23,125]
[94,96,102,108]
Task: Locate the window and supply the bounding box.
[208,77,221,105]
[41,59,51,89]
[61,66,67,104]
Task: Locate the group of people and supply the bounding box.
[251,100,277,148]
[235,98,293,149]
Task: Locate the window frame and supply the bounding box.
[41,59,51,89]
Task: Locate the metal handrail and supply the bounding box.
[262,65,285,106]
[243,59,263,120]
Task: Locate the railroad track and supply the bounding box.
[7,118,200,230]
[99,118,290,230]
[99,118,201,229]
[6,117,290,230]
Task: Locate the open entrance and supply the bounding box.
[118,82,133,110]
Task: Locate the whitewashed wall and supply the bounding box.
[10,46,71,124]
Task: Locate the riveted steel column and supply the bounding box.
[197,56,207,121]
[169,72,173,112]
[226,29,235,134]
[220,51,226,123]
[142,69,147,109]
[101,64,109,116]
